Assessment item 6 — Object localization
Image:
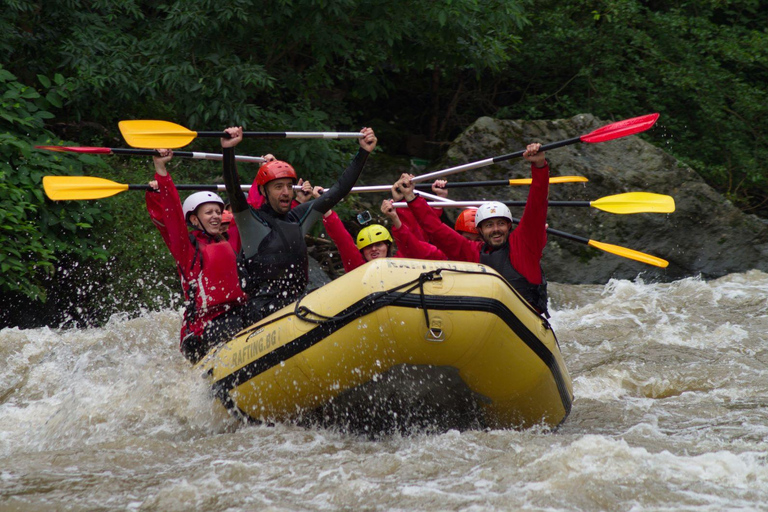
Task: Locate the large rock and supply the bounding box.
[359,114,768,284]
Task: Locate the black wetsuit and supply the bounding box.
[222,146,370,320]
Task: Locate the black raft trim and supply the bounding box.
[392,294,572,415]
[213,292,572,416]
[211,292,572,416]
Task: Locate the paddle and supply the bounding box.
[35,145,265,163]
[118,120,365,149]
[410,113,660,184]
[44,175,592,202]
[42,176,249,201]
[396,192,669,267]
[539,223,669,268]
[344,175,589,194]
[393,192,676,215]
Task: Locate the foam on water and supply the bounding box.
[1,271,767,510]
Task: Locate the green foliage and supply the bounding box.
[0,66,110,301]
[488,0,768,211]
[2,0,768,326]
[2,0,530,169]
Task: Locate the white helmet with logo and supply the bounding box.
[182,191,225,221]
[474,201,513,227]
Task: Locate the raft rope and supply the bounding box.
[212,266,568,419]
[237,266,546,338]
[294,269,444,328]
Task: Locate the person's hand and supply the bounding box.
[393,173,416,202]
[381,199,402,229]
[311,185,325,199]
[221,126,243,148]
[295,178,313,204]
[148,180,159,191]
[262,153,276,162]
[523,142,547,168]
[359,127,377,153]
[432,179,448,198]
[152,149,173,176]
[390,179,405,202]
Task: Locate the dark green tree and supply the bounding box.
[0,66,110,304]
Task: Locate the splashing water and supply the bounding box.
[1,272,767,510]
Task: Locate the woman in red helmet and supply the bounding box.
[145,150,252,363]
[454,208,482,241]
[220,126,377,322]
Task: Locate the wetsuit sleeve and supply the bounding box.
[155,173,195,271]
[508,162,549,284]
[222,147,273,258]
[392,222,447,261]
[222,147,249,213]
[407,196,481,262]
[311,149,370,215]
[322,211,366,272]
[293,148,370,235]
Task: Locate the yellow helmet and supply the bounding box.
[356,224,393,250]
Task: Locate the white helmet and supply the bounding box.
[182,191,225,221]
[474,201,513,227]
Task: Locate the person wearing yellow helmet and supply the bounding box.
[316,179,447,272]
[398,142,551,316]
[355,223,394,261]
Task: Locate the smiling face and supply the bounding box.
[262,178,296,214]
[362,241,389,261]
[478,217,512,249]
[190,202,223,235]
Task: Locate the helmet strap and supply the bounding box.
[190,212,220,240]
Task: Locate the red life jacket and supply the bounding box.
[181,231,248,339]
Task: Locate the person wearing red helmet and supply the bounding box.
[220,208,234,233]
[399,142,551,316]
[145,150,252,363]
[220,125,377,322]
[454,208,482,242]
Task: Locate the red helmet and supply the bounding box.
[454,208,478,234]
[255,160,297,186]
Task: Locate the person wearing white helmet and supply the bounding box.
[146,150,253,364]
[397,142,551,316]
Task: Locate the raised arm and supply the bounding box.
[398,173,481,262]
[310,127,377,215]
[322,211,366,272]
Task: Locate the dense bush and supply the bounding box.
[0,66,110,305]
[2,0,767,327]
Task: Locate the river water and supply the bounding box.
[1,270,767,511]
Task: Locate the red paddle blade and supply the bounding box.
[580,113,660,143]
[35,145,113,154]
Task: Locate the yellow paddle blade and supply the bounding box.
[591,192,675,214]
[588,240,669,268]
[43,176,129,200]
[508,176,589,185]
[118,120,198,149]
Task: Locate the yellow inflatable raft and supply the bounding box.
[196,258,573,432]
